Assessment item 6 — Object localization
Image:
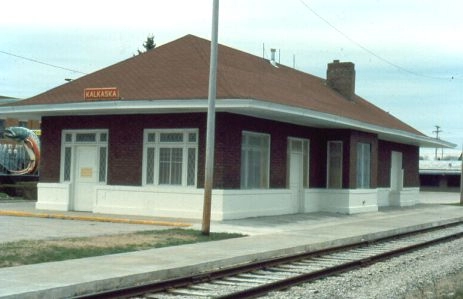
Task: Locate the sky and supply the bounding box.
[1,0,462,155]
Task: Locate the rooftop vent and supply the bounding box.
[270,48,278,68]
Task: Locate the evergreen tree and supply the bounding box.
[136,34,156,55]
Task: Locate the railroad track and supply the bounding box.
[78,221,463,299]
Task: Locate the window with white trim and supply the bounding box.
[143,129,198,187]
[327,141,343,188]
[240,131,270,189]
[356,142,371,188]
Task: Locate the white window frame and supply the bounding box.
[142,128,198,187]
[327,141,343,189]
[356,142,371,188]
[60,130,108,183]
[240,131,270,189]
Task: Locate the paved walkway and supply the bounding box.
[0,192,461,298]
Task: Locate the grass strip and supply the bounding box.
[0,228,244,268]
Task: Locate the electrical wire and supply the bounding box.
[0,50,88,75]
[298,0,457,80]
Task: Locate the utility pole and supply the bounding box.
[433,125,442,160]
[202,0,219,235]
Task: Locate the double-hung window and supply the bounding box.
[327,141,343,189]
[144,129,198,187]
[356,142,371,188]
[240,131,270,189]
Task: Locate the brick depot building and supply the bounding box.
[1,35,452,220]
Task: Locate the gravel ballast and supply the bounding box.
[266,237,463,299]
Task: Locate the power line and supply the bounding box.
[0,50,88,75]
[298,0,457,81]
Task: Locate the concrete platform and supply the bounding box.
[0,192,462,298]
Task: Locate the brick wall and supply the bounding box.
[40,112,419,190]
[40,114,207,186]
[39,118,62,182]
[215,113,328,189]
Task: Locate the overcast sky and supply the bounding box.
[1,0,462,152]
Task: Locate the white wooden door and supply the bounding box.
[390,151,403,191]
[289,138,310,213]
[72,145,99,211]
[289,151,304,213]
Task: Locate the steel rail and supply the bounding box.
[75,220,463,299]
[217,229,463,298]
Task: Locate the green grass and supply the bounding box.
[453,288,463,299]
[0,192,11,200]
[0,228,244,268]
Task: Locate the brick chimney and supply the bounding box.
[326,60,356,101]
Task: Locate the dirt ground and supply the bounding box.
[42,231,197,248]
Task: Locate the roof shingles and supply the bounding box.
[15,34,422,136]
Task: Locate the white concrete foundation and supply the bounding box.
[378,187,420,207]
[306,189,379,214]
[36,183,71,211]
[36,184,421,220]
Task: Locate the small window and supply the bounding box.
[99,147,107,183]
[188,132,197,142]
[63,147,72,181]
[146,148,155,184]
[147,133,156,142]
[76,133,96,142]
[160,132,183,143]
[187,148,196,186]
[65,134,73,143]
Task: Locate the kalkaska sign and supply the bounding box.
[84,87,120,101]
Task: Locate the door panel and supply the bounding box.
[289,137,309,213]
[391,151,403,191]
[289,151,304,213]
[73,146,98,211]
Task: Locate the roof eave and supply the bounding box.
[219,99,456,148]
[0,98,455,148]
